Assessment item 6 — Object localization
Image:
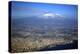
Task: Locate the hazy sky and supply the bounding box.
[10,1,78,19]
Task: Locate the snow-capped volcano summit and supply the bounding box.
[43,13,55,19]
[38,13,64,19]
